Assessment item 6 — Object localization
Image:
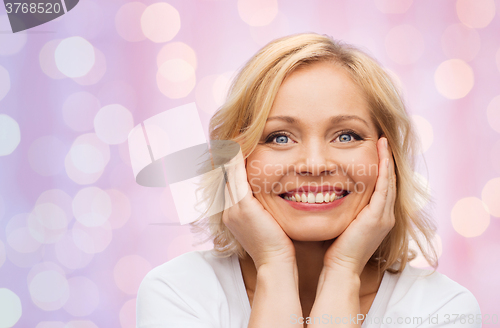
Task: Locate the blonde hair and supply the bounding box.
[191,32,437,274]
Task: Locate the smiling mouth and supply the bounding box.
[279,190,350,204]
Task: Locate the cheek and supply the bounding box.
[245,151,284,193]
[336,147,379,191]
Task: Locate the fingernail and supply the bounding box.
[384,138,388,149]
[386,158,389,168]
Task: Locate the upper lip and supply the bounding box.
[282,185,348,194]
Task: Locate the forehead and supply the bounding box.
[269,61,373,124]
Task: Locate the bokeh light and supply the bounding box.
[63,277,100,317]
[29,269,70,311]
[105,189,131,229]
[113,255,152,295]
[98,80,137,112]
[481,178,500,217]
[65,133,110,185]
[434,59,474,99]
[54,233,94,270]
[456,0,495,29]
[35,322,65,328]
[55,37,96,78]
[35,189,73,219]
[385,24,425,65]
[0,288,22,327]
[39,39,66,80]
[238,0,278,26]
[157,42,197,70]
[72,48,107,86]
[72,221,113,254]
[374,0,413,14]
[441,23,480,62]
[141,3,180,43]
[451,197,490,238]
[6,213,42,253]
[156,60,196,98]
[72,187,112,228]
[116,2,147,42]
[94,104,134,145]
[64,321,98,328]
[28,203,68,244]
[119,298,136,328]
[0,114,21,156]
[28,136,66,176]
[62,92,101,132]
[0,15,27,56]
[487,95,500,133]
[249,12,290,46]
[411,115,434,153]
[0,65,10,102]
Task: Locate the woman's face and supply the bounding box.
[246,61,381,241]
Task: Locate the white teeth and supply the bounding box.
[284,191,348,203]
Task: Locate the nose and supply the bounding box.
[295,139,337,176]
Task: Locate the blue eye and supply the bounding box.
[339,134,352,142]
[275,135,288,144]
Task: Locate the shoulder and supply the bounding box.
[136,249,234,327]
[384,265,481,327]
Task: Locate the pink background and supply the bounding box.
[0,0,499,327]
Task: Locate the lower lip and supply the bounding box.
[280,194,349,211]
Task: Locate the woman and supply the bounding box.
[136,33,481,327]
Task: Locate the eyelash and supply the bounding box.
[264,129,364,145]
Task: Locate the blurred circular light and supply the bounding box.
[35,189,73,218]
[6,242,43,268]
[28,203,67,244]
[29,270,70,311]
[157,42,197,70]
[55,37,95,78]
[451,197,490,238]
[94,104,134,145]
[456,0,495,29]
[441,24,480,62]
[62,92,101,132]
[487,95,500,133]
[385,24,425,65]
[72,47,107,86]
[54,233,94,270]
[0,15,27,56]
[63,277,100,316]
[0,65,10,102]
[65,321,98,328]
[238,0,278,26]
[72,221,112,254]
[73,187,112,228]
[141,3,180,43]
[35,322,65,328]
[119,299,136,328]
[0,114,21,156]
[374,0,413,13]
[0,288,22,327]
[116,2,147,42]
[6,213,42,253]
[39,39,66,79]
[249,12,290,46]
[113,255,152,295]
[481,178,500,217]
[106,189,131,229]
[157,66,196,99]
[28,136,66,176]
[65,133,110,185]
[434,59,474,99]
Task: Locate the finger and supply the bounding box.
[224,148,250,207]
[382,142,397,219]
[367,137,391,217]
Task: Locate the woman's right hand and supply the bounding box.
[221,152,295,270]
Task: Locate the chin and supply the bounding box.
[284,224,347,242]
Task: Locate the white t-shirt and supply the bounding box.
[136,250,481,328]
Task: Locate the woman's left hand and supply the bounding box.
[323,137,397,276]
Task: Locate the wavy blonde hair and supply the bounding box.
[191,32,437,274]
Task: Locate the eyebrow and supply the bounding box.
[266,115,369,127]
